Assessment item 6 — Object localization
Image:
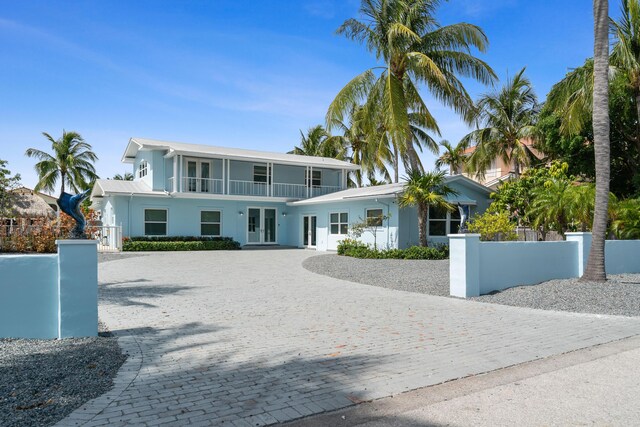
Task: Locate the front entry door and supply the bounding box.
[247,208,277,244]
[303,215,317,248]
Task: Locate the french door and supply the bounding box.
[247,208,277,244]
[303,215,317,248]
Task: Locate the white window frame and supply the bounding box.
[200,209,222,237]
[138,160,148,178]
[365,208,384,227]
[329,212,349,235]
[305,169,322,187]
[144,208,168,236]
[253,164,270,184]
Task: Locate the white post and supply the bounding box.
[566,232,592,277]
[222,157,226,195]
[306,166,310,198]
[227,159,231,195]
[449,234,481,298]
[172,156,177,192]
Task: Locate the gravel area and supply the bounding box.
[303,254,450,296]
[0,323,127,427]
[98,252,149,264]
[303,254,640,317]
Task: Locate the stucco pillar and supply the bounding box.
[448,234,481,298]
[56,240,99,338]
[565,232,592,277]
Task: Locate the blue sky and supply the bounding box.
[0,0,617,191]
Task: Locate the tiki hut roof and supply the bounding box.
[9,188,56,218]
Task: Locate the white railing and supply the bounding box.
[272,182,307,198]
[182,177,223,194]
[228,180,268,196]
[309,185,342,197]
[93,226,122,252]
[167,177,175,192]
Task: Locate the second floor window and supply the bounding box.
[138,161,148,178]
[254,165,270,184]
[306,170,322,187]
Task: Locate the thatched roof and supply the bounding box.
[9,189,56,218]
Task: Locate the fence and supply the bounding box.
[449,232,640,298]
[94,225,122,252]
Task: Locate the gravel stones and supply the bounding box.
[0,325,127,427]
[304,254,640,317]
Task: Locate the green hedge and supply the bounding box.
[123,239,241,252]
[337,239,448,260]
[127,236,235,242]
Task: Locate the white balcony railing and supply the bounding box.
[228,180,268,196]
[272,182,307,198]
[309,185,342,197]
[183,177,223,194]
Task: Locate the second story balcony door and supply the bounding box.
[185,159,218,194]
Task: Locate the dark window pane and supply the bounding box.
[340,224,348,235]
[429,206,447,219]
[145,222,166,236]
[201,224,220,236]
[201,211,220,222]
[451,208,461,220]
[366,209,383,226]
[450,220,461,233]
[340,213,348,223]
[330,213,339,223]
[330,224,339,234]
[145,209,167,221]
[429,221,447,236]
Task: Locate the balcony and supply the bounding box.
[168,177,342,199]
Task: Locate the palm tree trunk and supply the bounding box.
[582,0,610,282]
[418,204,427,247]
[60,172,65,195]
[406,142,421,173]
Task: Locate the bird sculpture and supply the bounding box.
[57,189,91,239]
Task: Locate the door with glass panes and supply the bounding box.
[302,215,317,248]
[247,208,277,244]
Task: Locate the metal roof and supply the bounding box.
[90,179,169,198]
[122,137,360,170]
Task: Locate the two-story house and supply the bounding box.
[91,138,492,250]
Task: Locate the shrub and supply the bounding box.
[126,236,236,242]
[467,211,518,241]
[123,238,240,252]
[337,239,448,260]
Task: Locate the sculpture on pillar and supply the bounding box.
[457,203,470,233]
[57,189,91,239]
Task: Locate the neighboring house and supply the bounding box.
[91,138,492,250]
[1,187,56,232]
[461,139,544,189]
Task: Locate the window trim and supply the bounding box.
[365,208,384,227]
[143,208,168,236]
[200,209,222,237]
[138,160,149,178]
[329,211,349,235]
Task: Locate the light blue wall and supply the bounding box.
[606,240,640,274]
[0,254,58,338]
[273,164,305,185]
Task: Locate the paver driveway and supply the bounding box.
[59,250,640,426]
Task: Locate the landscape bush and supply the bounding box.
[123,237,240,251]
[466,211,518,241]
[337,238,448,260]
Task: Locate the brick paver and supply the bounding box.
[57,250,640,426]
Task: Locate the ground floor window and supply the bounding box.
[428,205,465,236]
[201,210,221,236]
[366,208,384,226]
[144,209,167,236]
[330,212,348,235]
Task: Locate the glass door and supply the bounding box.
[302,215,317,248]
[187,161,197,192]
[263,209,276,243]
[200,162,210,193]
[247,208,261,243]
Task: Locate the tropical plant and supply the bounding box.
[327,0,495,183]
[25,131,98,194]
[611,198,640,239]
[0,159,21,217]
[582,0,611,282]
[463,68,539,179]
[466,211,517,241]
[398,169,457,246]
[113,172,134,181]
[435,139,467,175]
[288,125,345,159]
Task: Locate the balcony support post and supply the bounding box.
[222,158,226,195]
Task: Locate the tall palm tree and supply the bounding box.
[288,125,345,159]
[25,131,98,194]
[582,0,611,282]
[398,169,457,247]
[463,68,539,179]
[327,0,495,183]
[435,139,467,174]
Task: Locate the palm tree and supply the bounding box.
[25,131,98,194]
[398,169,458,247]
[435,140,467,175]
[113,172,134,181]
[327,0,495,183]
[611,198,640,239]
[463,68,539,179]
[288,125,345,159]
[582,0,611,282]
